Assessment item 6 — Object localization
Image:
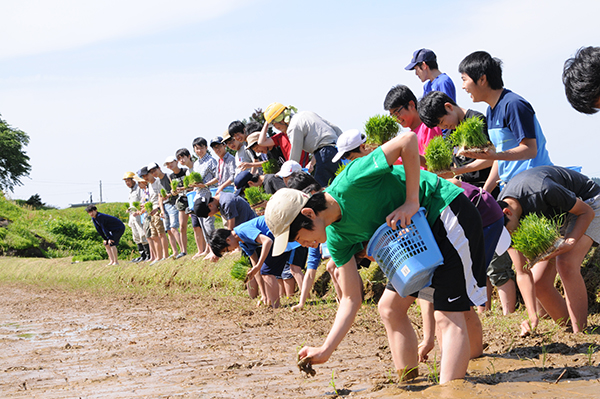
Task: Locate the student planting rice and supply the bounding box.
[498,165,600,335]
[265,128,487,383]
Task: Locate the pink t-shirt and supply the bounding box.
[394,123,443,167]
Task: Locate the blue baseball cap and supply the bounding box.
[234,171,253,196]
[405,48,437,70]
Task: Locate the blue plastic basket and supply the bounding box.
[366,208,443,297]
[186,191,196,209]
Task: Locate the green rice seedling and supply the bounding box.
[450,115,491,154]
[425,353,440,384]
[144,202,153,212]
[183,175,190,189]
[244,186,264,206]
[424,136,453,172]
[170,180,179,192]
[160,188,167,198]
[261,158,280,174]
[334,162,347,177]
[132,201,140,210]
[230,257,251,281]
[329,370,338,395]
[188,171,203,185]
[511,213,562,268]
[364,114,399,145]
[587,344,597,366]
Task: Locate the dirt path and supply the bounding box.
[1,284,599,398]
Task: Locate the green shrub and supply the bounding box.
[511,214,562,267]
[424,136,453,172]
[364,114,399,145]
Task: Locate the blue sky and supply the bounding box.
[1,0,599,208]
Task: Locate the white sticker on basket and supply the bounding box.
[401,265,410,277]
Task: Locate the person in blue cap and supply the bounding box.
[406,48,456,101]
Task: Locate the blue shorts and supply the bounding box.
[277,263,294,280]
[163,203,180,230]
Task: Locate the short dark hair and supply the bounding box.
[497,200,510,226]
[288,192,328,242]
[85,205,97,213]
[192,137,207,148]
[208,229,232,258]
[458,51,504,90]
[249,174,261,184]
[384,85,417,111]
[563,46,600,115]
[421,59,439,70]
[228,120,245,136]
[286,171,322,193]
[418,91,458,128]
[176,148,191,159]
[245,121,262,135]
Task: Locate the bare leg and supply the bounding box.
[247,276,259,299]
[434,310,470,384]
[192,226,204,258]
[464,308,483,359]
[283,278,296,297]
[477,278,493,313]
[289,264,304,293]
[104,244,115,265]
[555,235,592,332]
[497,279,517,315]
[179,211,188,254]
[254,273,267,306]
[378,289,418,379]
[262,275,281,308]
[531,260,569,325]
[292,269,316,311]
[159,232,169,259]
[167,229,180,256]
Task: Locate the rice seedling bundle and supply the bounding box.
[334,163,347,177]
[183,175,191,188]
[230,257,252,281]
[364,114,399,145]
[450,116,492,154]
[132,201,140,210]
[511,213,562,268]
[424,136,453,172]
[262,158,280,174]
[170,180,179,192]
[188,171,204,185]
[244,186,265,206]
[144,202,153,212]
[160,188,167,198]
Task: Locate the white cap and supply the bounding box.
[332,129,366,163]
[264,188,311,256]
[164,155,177,165]
[146,162,160,171]
[276,160,302,178]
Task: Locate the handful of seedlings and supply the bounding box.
[364,114,399,145]
[511,213,563,268]
[144,202,153,212]
[188,171,204,185]
[262,158,280,175]
[297,355,316,377]
[170,180,179,193]
[183,175,191,189]
[424,136,453,173]
[160,188,167,198]
[132,201,141,211]
[244,186,271,206]
[450,116,493,156]
[230,256,252,281]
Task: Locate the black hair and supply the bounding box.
[228,120,246,136]
[421,59,439,70]
[341,133,367,159]
[497,200,510,226]
[208,229,233,258]
[176,148,191,159]
[249,174,261,184]
[85,205,97,213]
[563,46,600,115]
[192,137,207,148]
[458,51,504,90]
[418,91,458,128]
[245,121,262,135]
[383,85,417,111]
[288,192,328,242]
[286,171,322,193]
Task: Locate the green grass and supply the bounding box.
[364,114,399,145]
[424,136,453,172]
[511,213,562,267]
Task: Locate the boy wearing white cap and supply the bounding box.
[276,160,302,185]
[264,131,487,384]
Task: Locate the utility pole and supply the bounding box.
[99,180,103,204]
[89,192,93,204]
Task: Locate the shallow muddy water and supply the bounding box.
[0,284,599,398]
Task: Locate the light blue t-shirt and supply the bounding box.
[486,89,552,185]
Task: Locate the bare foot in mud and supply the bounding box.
[520,320,537,337]
[291,303,303,311]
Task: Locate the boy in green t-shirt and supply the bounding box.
[265,132,487,384]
